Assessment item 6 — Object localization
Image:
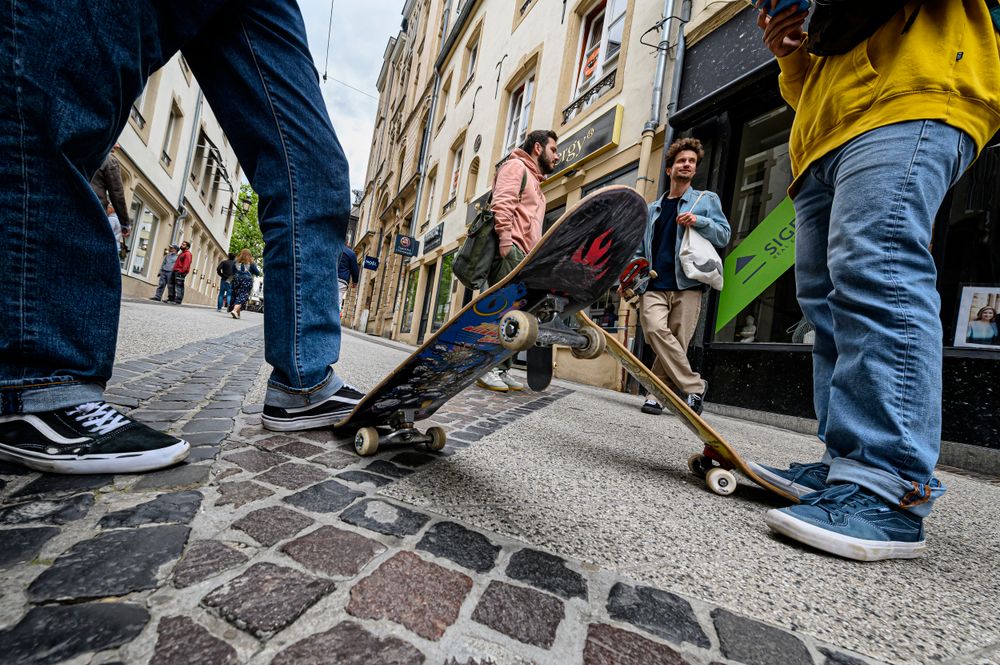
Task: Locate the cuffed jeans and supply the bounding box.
[794,120,975,517]
[0,0,349,414]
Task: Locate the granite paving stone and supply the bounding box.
[340,499,430,537]
[712,608,812,665]
[133,465,210,491]
[312,451,358,469]
[390,452,437,467]
[273,440,325,458]
[254,435,299,451]
[582,623,689,665]
[182,431,229,446]
[27,525,190,602]
[186,445,222,463]
[12,474,114,498]
[471,580,565,649]
[281,525,385,577]
[224,449,289,473]
[272,621,425,665]
[149,615,239,665]
[182,418,234,434]
[255,463,329,490]
[202,562,335,637]
[506,548,588,600]
[0,494,94,525]
[215,481,275,508]
[606,583,710,649]
[283,480,363,514]
[0,526,60,568]
[336,469,394,487]
[819,648,870,665]
[0,603,149,665]
[365,460,414,478]
[99,491,202,528]
[232,505,314,546]
[295,429,340,444]
[172,540,250,589]
[417,521,501,573]
[347,552,472,641]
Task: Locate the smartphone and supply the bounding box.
[747,0,811,16]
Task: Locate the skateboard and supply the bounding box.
[336,185,648,456]
[575,312,799,502]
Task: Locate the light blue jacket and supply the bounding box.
[636,187,731,290]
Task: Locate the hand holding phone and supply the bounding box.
[751,0,810,17]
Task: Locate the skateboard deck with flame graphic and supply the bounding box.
[336,186,647,456]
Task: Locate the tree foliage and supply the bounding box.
[228,183,263,268]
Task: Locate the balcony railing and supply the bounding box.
[561,69,616,124]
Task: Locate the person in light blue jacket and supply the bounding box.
[633,137,731,416]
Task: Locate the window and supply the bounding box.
[465,39,479,83]
[422,172,438,233]
[400,269,420,333]
[160,102,183,170]
[448,146,464,202]
[436,74,452,129]
[567,0,626,120]
[504,73,535,154]
[431,251,456,332]
[189,130,208,185]
[465,157,480,202]
[122,195,160,278]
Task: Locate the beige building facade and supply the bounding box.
[115,54,241,306]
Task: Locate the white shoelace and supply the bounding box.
[67,402,130,435]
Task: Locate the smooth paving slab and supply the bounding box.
[382,382,1000,665]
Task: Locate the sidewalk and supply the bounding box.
[1,324,998,665]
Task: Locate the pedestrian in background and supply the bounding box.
[338,245,359,313]
[750,0,1000,561]
[216,252,236,311]
[90,149,131,240]
[230,249,261,319]
[149,244,179,302]
[168,240,192,304]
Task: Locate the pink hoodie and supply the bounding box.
[491,148,545,255]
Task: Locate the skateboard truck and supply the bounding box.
[353,409,447,457]
[498,295,606,360]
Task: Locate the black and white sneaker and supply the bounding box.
[686,382,707,416]
[262,384,365,432]
[0,402,190,474]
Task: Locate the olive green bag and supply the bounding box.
[453,169,526,290]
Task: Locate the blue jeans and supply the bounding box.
[217,281,233,310]
[0,0,348,414]
[794,120,975,517]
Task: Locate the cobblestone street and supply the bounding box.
[1,301,998,665]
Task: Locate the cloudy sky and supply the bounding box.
[298,0,406,192]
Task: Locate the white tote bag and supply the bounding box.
[678,192,724,291]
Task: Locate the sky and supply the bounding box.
[297,0,406,193]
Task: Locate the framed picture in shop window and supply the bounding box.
[953,284,1000,348]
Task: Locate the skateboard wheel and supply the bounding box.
[498,310,539,351]
[426,426,447,451]
[571,326,606,360]
[355,427,380,456]
[705,468,737,496]
[687,453,709,477]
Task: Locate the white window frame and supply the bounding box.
[465,39,479,82]
[504,73,535,154]
[572,0,626,101]
[449,147,463,201]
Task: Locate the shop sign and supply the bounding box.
[363,255,380,271]
[715,196,797,332]
[394,234,419,257]
[423,223,444,252]
[547,104,623,181]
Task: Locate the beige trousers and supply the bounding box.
[638,289,705,395]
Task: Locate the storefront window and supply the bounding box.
[123,195,160,278]
[399,269,420,333]
[714,105,806,344]
[431,251,456,332]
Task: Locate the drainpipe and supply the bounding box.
[171,88,204,244]
[657,0,691,197]
[635,0,677,200]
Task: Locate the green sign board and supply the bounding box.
[715,196,797,332]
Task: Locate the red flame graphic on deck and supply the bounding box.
[571,228,614,280]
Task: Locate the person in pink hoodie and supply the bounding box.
[477,129,559,392]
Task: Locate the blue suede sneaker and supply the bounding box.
[765,483,926,561]
[747,461,829,498]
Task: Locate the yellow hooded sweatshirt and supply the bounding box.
[777,0,1000,196]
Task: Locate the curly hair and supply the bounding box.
[665,137,704,168]
[237,248,255,265]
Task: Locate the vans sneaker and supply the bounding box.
[748,461,829,498]
[476,369,509,392]
[686,381,707,415]
[262,384,365,432]
[765,483,926,561]
[640,399,663,415]
[498,370,524,391]
[0,402,190,474]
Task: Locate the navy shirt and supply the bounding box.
[648,197,680,291]
[339,246,360,284]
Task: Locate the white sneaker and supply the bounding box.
[498,370,524,391]
[476,369,509,392]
